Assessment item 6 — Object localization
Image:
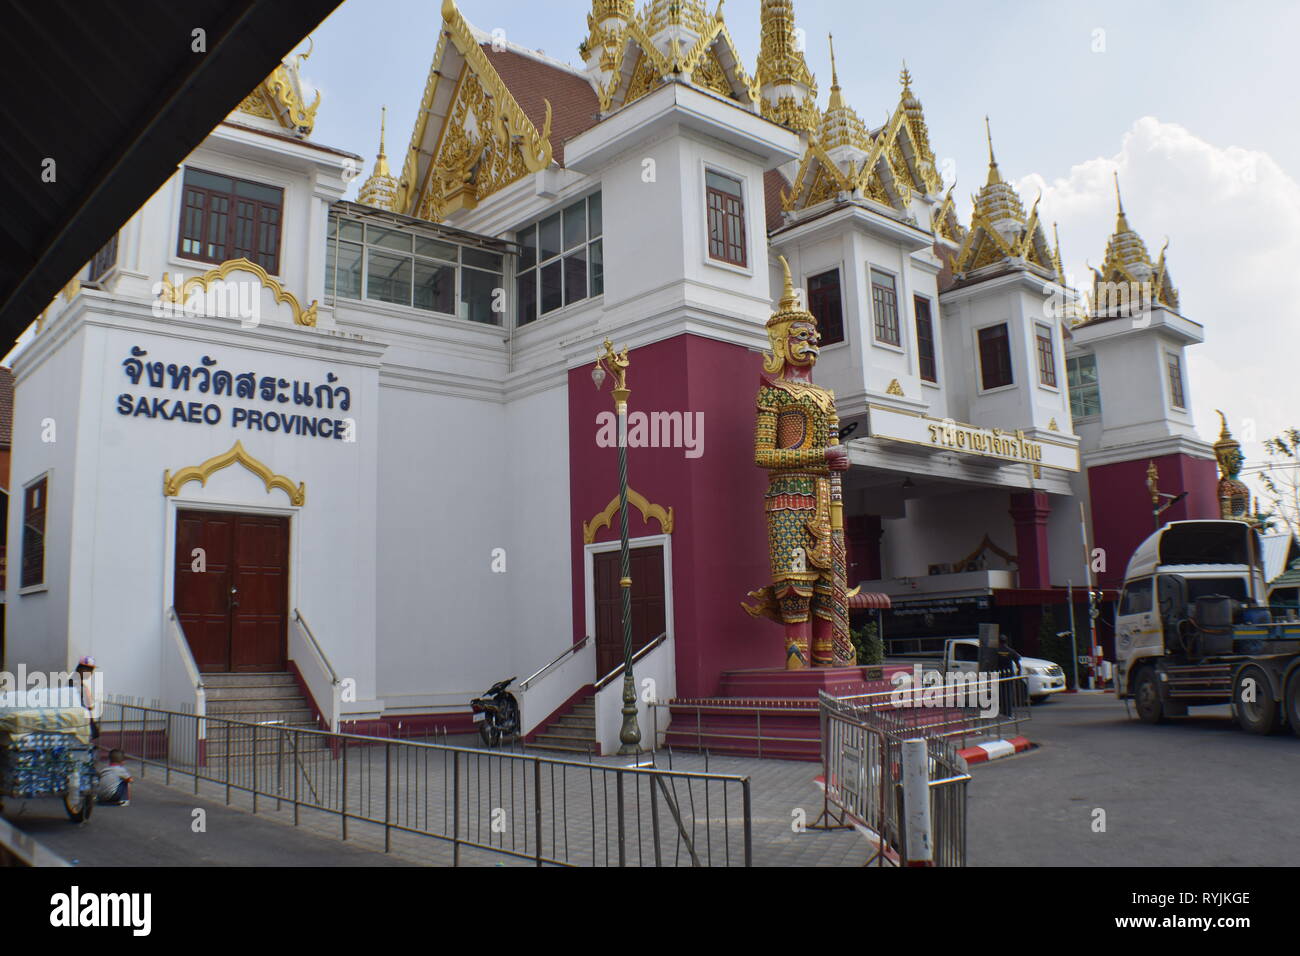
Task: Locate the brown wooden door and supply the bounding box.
[594,545,666,680]
[175,510,289,672]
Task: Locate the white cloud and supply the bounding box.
[1017,117,1300,512]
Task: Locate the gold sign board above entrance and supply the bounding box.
[866,405,1080,473]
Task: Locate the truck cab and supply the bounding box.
[1116,520,1265,700]
[1116,520,1300,735]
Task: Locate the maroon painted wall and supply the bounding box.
[568,334,782,699]
[1087,452,1218,589]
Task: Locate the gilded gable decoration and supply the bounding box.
[397,0,554,222]
[236,39,321,136]
[587,0,759,114]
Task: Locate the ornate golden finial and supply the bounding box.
[1113,171,1129,230]
[358,105,398,210]
[984,115,1000,184]
[900,60,912,91]
[826,32,844,110]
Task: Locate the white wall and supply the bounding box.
[880,488,1017,580]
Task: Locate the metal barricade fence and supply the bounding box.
[97,700,752,867]
[819,690,974,867]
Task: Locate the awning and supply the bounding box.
[848,591,892,610]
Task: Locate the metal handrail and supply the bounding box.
[595,631,668,692]
[520,634,592,690]
[293,609,339,686]
[165,607,205,699]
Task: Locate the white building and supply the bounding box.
[4,0,1222,751]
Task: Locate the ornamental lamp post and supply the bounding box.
[592,338,642,755]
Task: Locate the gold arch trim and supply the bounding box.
[164,441,306,506]
[158,258,318,327]
[582,488,674,545]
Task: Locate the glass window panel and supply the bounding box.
[367,225,412,253]
[563,200,587,250]
[460,268,503,325]
[235,179,284,204]
[518,225,537,271]
[463,248,503,271]
[539,212,562,261]
[339,219,364,243]
[706,170,743,196]
[516,270,537,326]
[184,169,234,192]
[414,259,455,313]
[564,249,588,305]
[590,239,603,296]
[326,240,363,300]
[366,250,412,306]
[415,235,457,261]
[540,260,563,313]
[588,192,602,237]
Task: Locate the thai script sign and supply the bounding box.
[868,405,1079,472]
[115,346,354,442]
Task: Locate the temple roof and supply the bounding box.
[1092,174,1180,311]
[395,0,598,223]
[357,107,398,211]
[780,56,944,223]
[755,0,818,134]
[580,0,758,115]
[950,118,1055,281]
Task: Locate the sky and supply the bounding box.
[32,1,1300,510]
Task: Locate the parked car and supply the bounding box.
[944,638,1067,704]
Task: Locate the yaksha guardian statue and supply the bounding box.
[743,257,854,669]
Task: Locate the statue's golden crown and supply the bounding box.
[767,255,817,330]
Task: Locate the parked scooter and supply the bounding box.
[470,677,520,747]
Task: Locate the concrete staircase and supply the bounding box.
[202,672,324,759]
[528,693,596,755]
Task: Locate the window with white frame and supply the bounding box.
[515,192,603,326]
[325,216,505,325]
[1035,322,1058,387]
[870,268,900,347]
[1067,354,1101,419]
[1167,352,1186,409]
[705,171,746,267]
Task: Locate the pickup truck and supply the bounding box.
[892,638,1066,704]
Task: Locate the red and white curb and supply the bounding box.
[958,735,1032,764]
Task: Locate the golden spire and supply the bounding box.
[1052,221,1066,285]
[827,33,843,110]
[984,115,1001,185]
[1113,171,1130,231]
[900,60,911,91]
[755,0,818,134]
[358,106,398,210]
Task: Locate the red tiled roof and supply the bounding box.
[0,366,12,448]
[479,46,600,167]
[764,169,788,235]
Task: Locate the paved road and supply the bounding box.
[1,777,412,867]
[967,692,1300,866]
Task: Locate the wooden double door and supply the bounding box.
[174,510,290,673]
[593,544,666,680]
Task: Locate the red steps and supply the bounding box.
[663,664,983,761]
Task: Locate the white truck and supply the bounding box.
[1115,519,1300,734]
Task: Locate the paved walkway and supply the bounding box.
[7,733,874,867]
[1,777,412,867]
